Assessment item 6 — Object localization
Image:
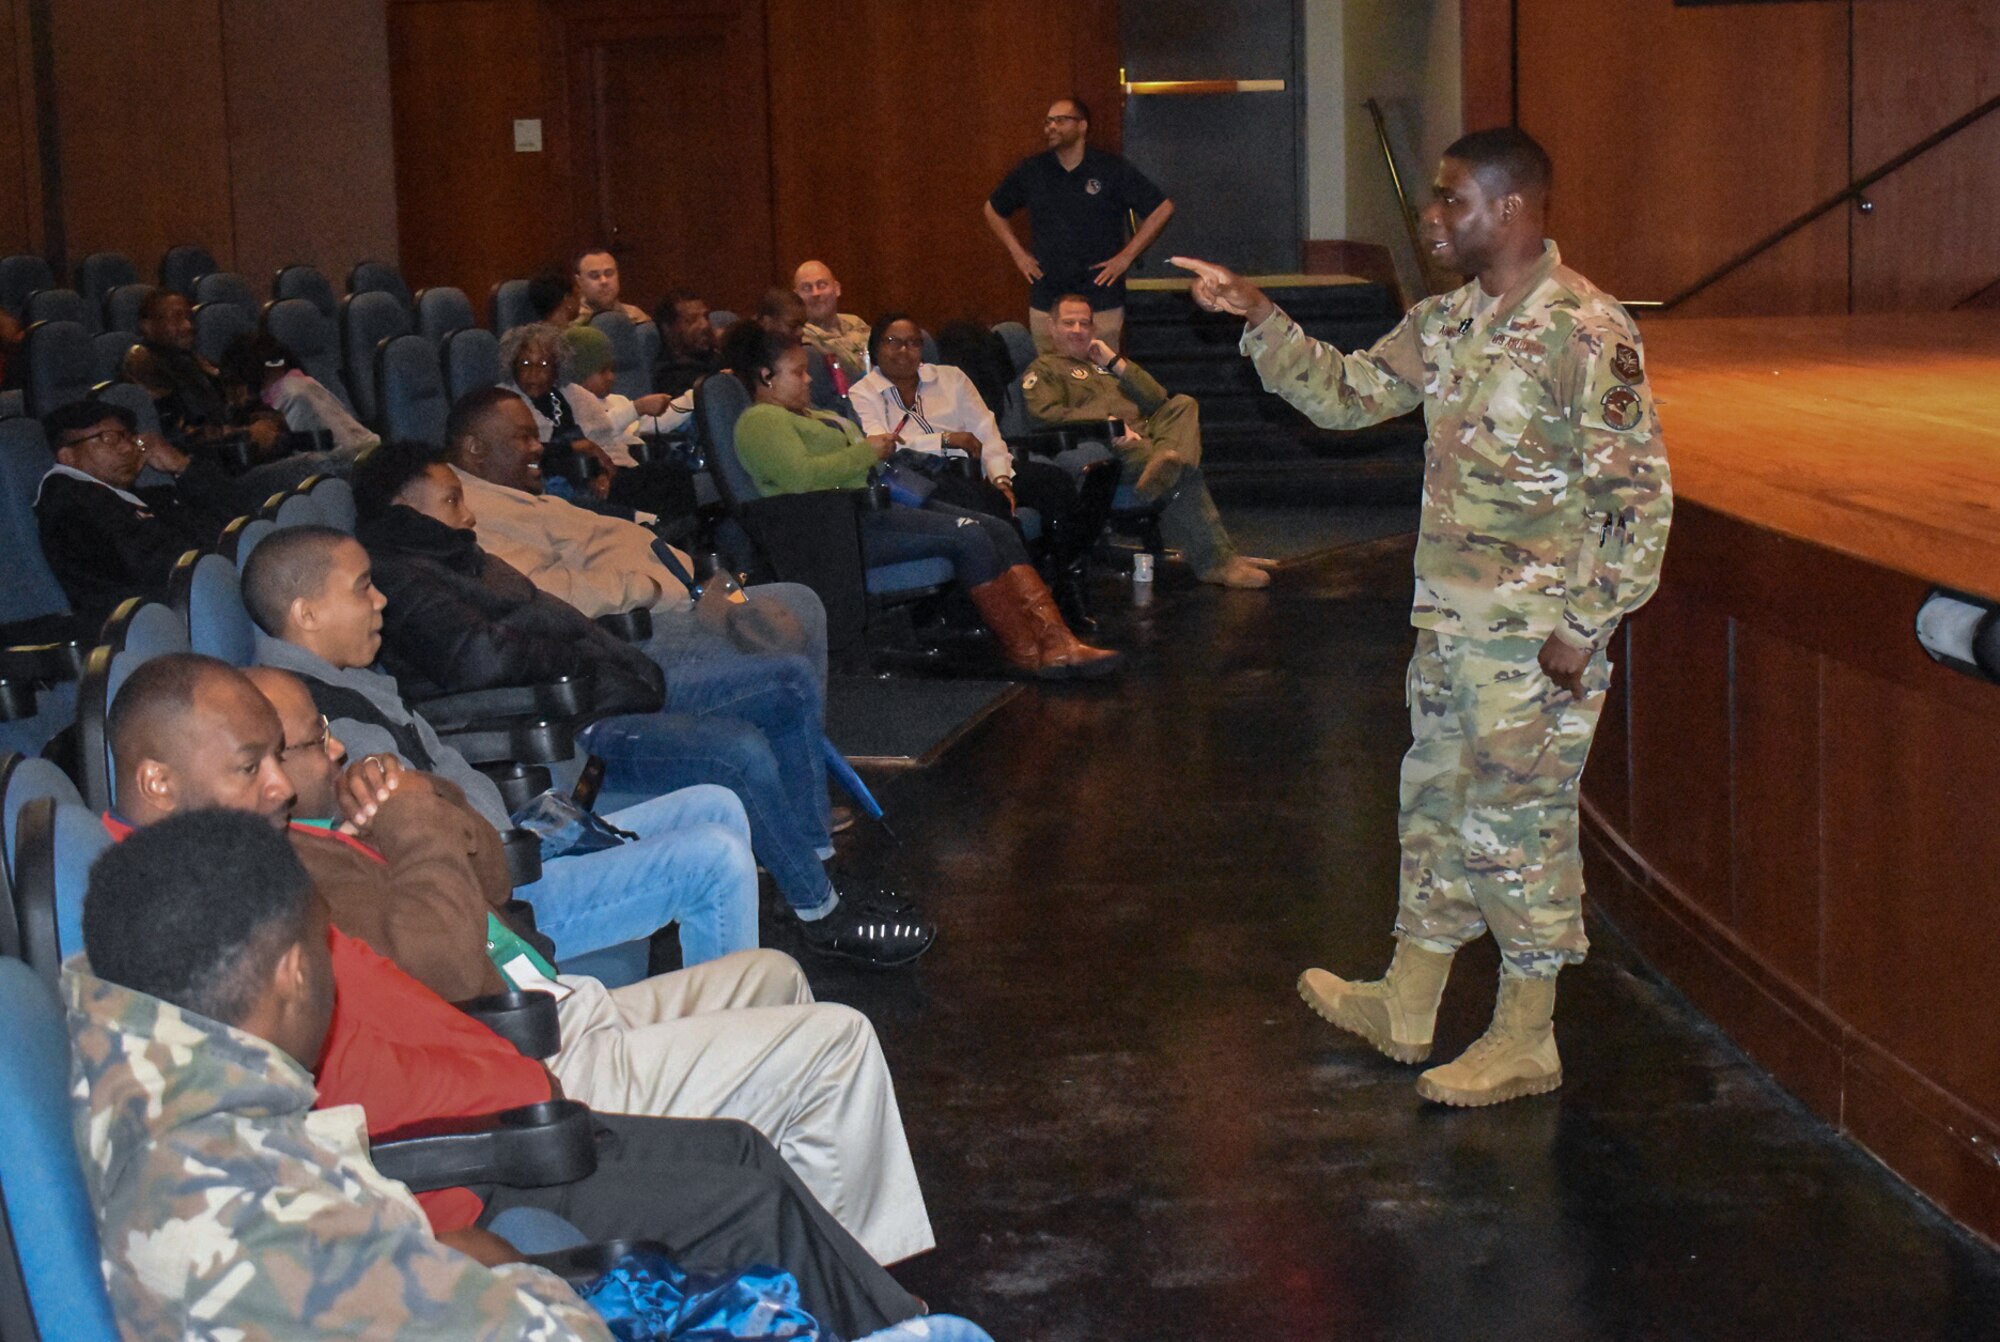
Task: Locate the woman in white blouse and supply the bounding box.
[849,313,1115,628]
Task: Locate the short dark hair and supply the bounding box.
[756,287,804,322]
[719,318,795,396]
[866,311,918,367]
[216,330,299,394]
[526,267,573,322]
[108,652,238,778]
[85,808,314,1028]
[42,396,136,444]
[1061,95,1091,125]
[1052,293,1094,316]
[654,288,705,325]
[572,246,616,274]
[240,524,350,636]
[444,385,519,459]
[351,439,443,524]
[137,288,185,323]
[1443,126,1553,202]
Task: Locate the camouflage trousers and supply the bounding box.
[1395,628,1612,978]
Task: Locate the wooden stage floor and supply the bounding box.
[1641,312,2000,601]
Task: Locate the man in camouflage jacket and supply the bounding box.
[68,810,611,1341]
[1175,127,1671,1107]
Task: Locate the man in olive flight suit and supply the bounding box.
[1175,126,1673,1106]
[1022,293,1272,589]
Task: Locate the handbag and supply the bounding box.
[652,539,811,657]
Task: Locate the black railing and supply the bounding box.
[1658,89,2000,312]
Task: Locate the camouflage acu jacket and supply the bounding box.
[64,966,610,1341]
[1242,241,1672,650]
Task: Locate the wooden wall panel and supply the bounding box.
[388,0,568,315]
[1624,584,1732,922]
[49,0,235,276]
[1457,0,1511,130]
[764,0,1124,331]
[0,0,37,255]
[1729,623,1820,995]
[1515,0,1850,317]
[221,0,401,288]
[1850,0,2000,311]
[1821,658,2000,1120]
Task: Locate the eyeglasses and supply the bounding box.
[1045,115,1081,125]
[514,358,554,370]
[281,714,330,762]
[880,336,924,350]
[61,427,138,452]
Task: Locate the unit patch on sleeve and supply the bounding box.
[1610,343,1643,385]
[1600,384,1643,430]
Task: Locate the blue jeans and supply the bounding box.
[581,711,836,917]
[516,785,759,965]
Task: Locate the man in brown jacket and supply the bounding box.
[243,666,515,1003]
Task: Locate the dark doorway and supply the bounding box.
[565,2,775,312]
[1119,0,1302,276]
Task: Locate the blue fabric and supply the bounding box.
[582,1253,826,1340]
[0,958,122,1340]
[487,1206,591,1254]
[515,784,759,966]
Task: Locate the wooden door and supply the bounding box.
[566,1,774,316]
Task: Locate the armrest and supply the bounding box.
[1007,419,1118,457]
[594,608,653,642]
[478,762,553,815]
[0,640,86,684]
[370,1098,596,1193]
[454,987,562,1058]
[440,718,577,767]
[412,675,593,729]
[501,826,543,885]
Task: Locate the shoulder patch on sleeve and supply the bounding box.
[1611,343,1643,385]
[1600,385,1643,431]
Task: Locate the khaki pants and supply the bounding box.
[1395,629,1612,979]
[1030,303,1125,352]
[550,948,934,1264]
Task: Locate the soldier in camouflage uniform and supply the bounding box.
[68,811,612,1341]
[1174,127,1671,1106]
[1023,293,1274,589]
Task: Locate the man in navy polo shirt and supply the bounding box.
[984,95,1175,353]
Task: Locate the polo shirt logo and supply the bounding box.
[1085,178,1103,195]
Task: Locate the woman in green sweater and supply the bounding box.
[725,321,1121,679]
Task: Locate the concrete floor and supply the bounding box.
[784,531,2000,1341]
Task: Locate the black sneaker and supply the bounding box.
[797,898,936,968]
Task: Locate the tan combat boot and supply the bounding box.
[1414,975,1562,1107]
[1297,941,1454,1063]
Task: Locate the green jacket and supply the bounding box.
[65,965,610,1341]
[735,402,878,496]
[1242,241,1672,651]
[1020,351,1170,429]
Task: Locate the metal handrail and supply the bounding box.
[1364,98,1444,297]
[1660,88,2000,312]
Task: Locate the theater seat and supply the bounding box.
[191,270,259,317]
[0,255,53,318]
[73,253,137,315]
[443,327,502,404]
[589,311,652,399]
[488,278,536,335]
[75,600,192,811]
[21,320,94,417]
[24,289,92,332]
[261,297,354,412]
[272,263,337,317]
[0,753,82,953]
[416,285,476,345]
[192,299,254,364]
[377,333,450,445]
[157,243,219,297]
[347,259,413,312]
[100,283,153,336]
[88,332,137,387]
[339,290,415,426]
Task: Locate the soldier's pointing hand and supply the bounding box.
[1171,256,1276,327]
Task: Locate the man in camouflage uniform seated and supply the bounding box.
[68,810,613,1340]
[1175,127,1672,1106]
[1021,293,1273,589]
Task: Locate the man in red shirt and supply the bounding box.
[99,651,927,1336]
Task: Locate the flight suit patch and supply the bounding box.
[1070,367,1089,380]
[1600,385,1642,430]
[1611,343,1643,385]
[1022,373,1037,390]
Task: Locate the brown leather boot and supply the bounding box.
[969,566,1122,679]
[1016,566,1122,678]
